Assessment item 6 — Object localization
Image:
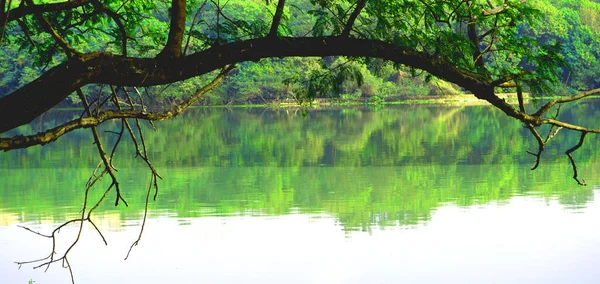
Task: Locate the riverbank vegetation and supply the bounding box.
[1,0,599,106]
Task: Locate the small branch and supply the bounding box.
[540,118,600,134]
[209,0,254,38]
[268,0,286,37]
[23,0,80,57]
[566,132,588,186]
[78,89,127,207]
[533,88,600,118]
[5,0,91,23]
[516,81,525,113]
[125,174,154,260]
[183,0,208,56]
[17,225,52,238]
[16,176,98,284]
[526,124,544,170]
[482,0,525,16]
[91,0,128,56]
[340,0,367,38]
[491,71,527,87]
[0,0,13,44]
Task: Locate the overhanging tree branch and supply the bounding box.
[533,88,600,117]
[0,36,504,134]
[0,65,235,150]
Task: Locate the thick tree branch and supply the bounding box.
[0,65,234,150]
[0,0,5,27]
[1,36,510,133]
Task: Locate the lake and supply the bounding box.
[2,103,600,283]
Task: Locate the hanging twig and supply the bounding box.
[566,132,587,186]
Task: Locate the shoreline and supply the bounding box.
[53,93,600,110]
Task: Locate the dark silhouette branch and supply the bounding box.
[482,0,526,16]
[5,0,90,23]
[566,132,588,186]
[516,81,525,113]
[15,170,109,284]
[91,0,128,56]
[268,0,286,37]
[159,0,186,57]
[341,0,367,38]
[526,124,544,170]
[0,36,506,134]
[78,89,128,206]
[184,0,208,56]
[125,174,154,260]
[0,0,12,44]
[23,0,80,57]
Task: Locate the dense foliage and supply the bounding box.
[1,0,599,105]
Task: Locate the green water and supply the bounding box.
[2,103,600,283]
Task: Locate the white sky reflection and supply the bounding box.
[2,193,600,284]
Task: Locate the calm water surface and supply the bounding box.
[2,104,600,283]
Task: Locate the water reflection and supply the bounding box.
[1,105,600,229]
[2,104,600,283]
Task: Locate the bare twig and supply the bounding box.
[533,88,600,118]
[125,174,154,260]
[14,67,236,282]
[566,132,587,186]
[526,124,544,170]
